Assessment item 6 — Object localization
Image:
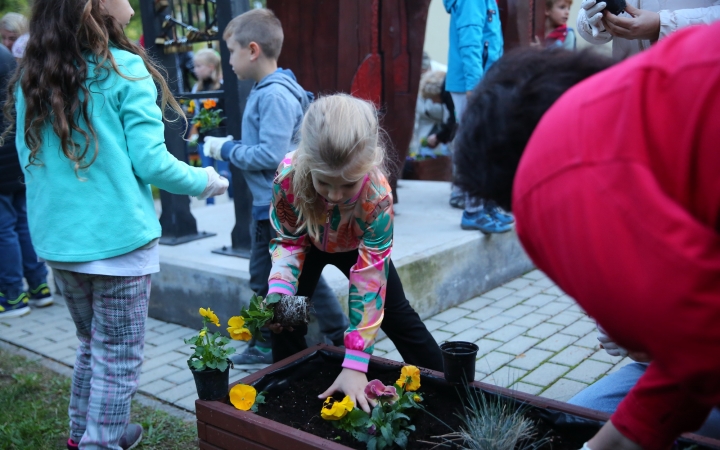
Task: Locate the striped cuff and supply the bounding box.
[268,279,295,296]
[342,349,370,373]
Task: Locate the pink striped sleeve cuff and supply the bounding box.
[268,279,295,296]
[342,349,370,373]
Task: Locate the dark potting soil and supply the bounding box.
[237,357,712,450]
[245,359,589,449]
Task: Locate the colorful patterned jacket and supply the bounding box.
[268,153,394,373]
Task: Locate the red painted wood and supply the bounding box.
[197,420,207,440]
[350,54,382,107]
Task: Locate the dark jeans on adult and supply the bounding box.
[0,190,47,298]
[250,219,348,346]
[271,247,444,372]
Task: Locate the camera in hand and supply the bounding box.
[604,0,626,15]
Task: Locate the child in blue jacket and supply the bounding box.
[203,9,347,362]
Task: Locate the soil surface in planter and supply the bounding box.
[230,354,712,450]
[238,358,596,449]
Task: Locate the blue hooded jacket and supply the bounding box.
[443,0,504,93]
[221,69,312,220]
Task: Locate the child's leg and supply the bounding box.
[0,192,26,304]
[313,276,349,347]
[380,260,444,371]
[14,191,48,291]
[57,269,150,447]
[271,248,328,362]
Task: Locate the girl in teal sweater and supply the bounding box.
[5,0,228,448]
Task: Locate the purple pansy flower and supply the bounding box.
[364,379,399,403]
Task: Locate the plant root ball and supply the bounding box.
[273,295,311,327]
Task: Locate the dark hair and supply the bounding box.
[453,47,614,211]
[2,0,183,174]
[223,8,284,60]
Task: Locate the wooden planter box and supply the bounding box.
[195,344,720,450]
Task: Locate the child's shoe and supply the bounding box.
[230,345,273,365]
[28,282,53,308]
[67,424,143,450]
[0,292,30,318]
[460,210,512,234]
[484,202,515,225]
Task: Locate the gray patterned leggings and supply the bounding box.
[53,269,150,450]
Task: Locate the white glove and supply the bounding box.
[596,324,629,358]
[197,166,229,200]
[579,0,612,40]
[203,135,234,161]
[580,443,592,450]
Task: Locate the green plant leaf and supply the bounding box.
[191,360,205,370]
[347,408,369,427]
[380,424,393,442]
[206,360,217,370]
[367,436,377,450]
[393,431,408,449]
[216,360,228,372]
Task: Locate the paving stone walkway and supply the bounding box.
[0,269,633,414]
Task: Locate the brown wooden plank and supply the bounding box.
[197,400,351,449]
[206,424,275,450]
[197,420,207,440]
[199,440,224,450]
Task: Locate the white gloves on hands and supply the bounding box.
[203,135,234,161]
[596,324,629,358]
[579,0,612,40]
[197,166,229,200]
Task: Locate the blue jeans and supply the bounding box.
[0,190,47,298]
[569,362,720,439]
[249,219,348,346]
[198,143,233,204]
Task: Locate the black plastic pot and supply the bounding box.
[202,126,227,139]
[191,366,230,401]
[604,0,626,15]
[440,341,479,384]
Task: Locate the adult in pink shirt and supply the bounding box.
[454,24,720,450]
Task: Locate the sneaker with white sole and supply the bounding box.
[28,282,54,308]
[0,292,31,318]
[67,423,143,450]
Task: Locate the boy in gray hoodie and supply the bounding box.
[204,8,347,363]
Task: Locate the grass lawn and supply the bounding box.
[0,348,198,449]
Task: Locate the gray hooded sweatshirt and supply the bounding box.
[220,69,312,220]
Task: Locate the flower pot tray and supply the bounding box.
[195,344,720,450]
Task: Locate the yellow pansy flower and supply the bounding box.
[413,395,422,403]
[199,330,206,337]
[228,316,252,341]
[397,365,421,392]
[321,395,354,421]
[199,307,220,327]
[229,384,256,411]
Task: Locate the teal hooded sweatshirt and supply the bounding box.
[15,48,208,262]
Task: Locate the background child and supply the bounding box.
[0,41,51,318]
[8,0,227,447]
[203,8,347,365]
[544,0,576,49]
[190,48,231,205]
[0,12,27,54]
[266,94,443,413]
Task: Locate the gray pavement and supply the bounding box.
[0,269,633,413]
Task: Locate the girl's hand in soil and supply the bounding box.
[318,368,375,413]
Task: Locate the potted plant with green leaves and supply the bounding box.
[185,307,247,401]
[192,98,226,138]
[239,293,311,342]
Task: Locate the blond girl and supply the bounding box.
[267,94,443,412]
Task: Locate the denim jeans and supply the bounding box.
[0,190,47,298]
[249,219,348,346]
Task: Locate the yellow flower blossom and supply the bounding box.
[199,307,220,327]
[228,316,252,341]
[187,100,195,115]
[229,384,256,411]
[413,395,422,403]
[397,365,421,392]
[199,330,206,337]
[321,395,354,421]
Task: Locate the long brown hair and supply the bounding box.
[2,0,184,173]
